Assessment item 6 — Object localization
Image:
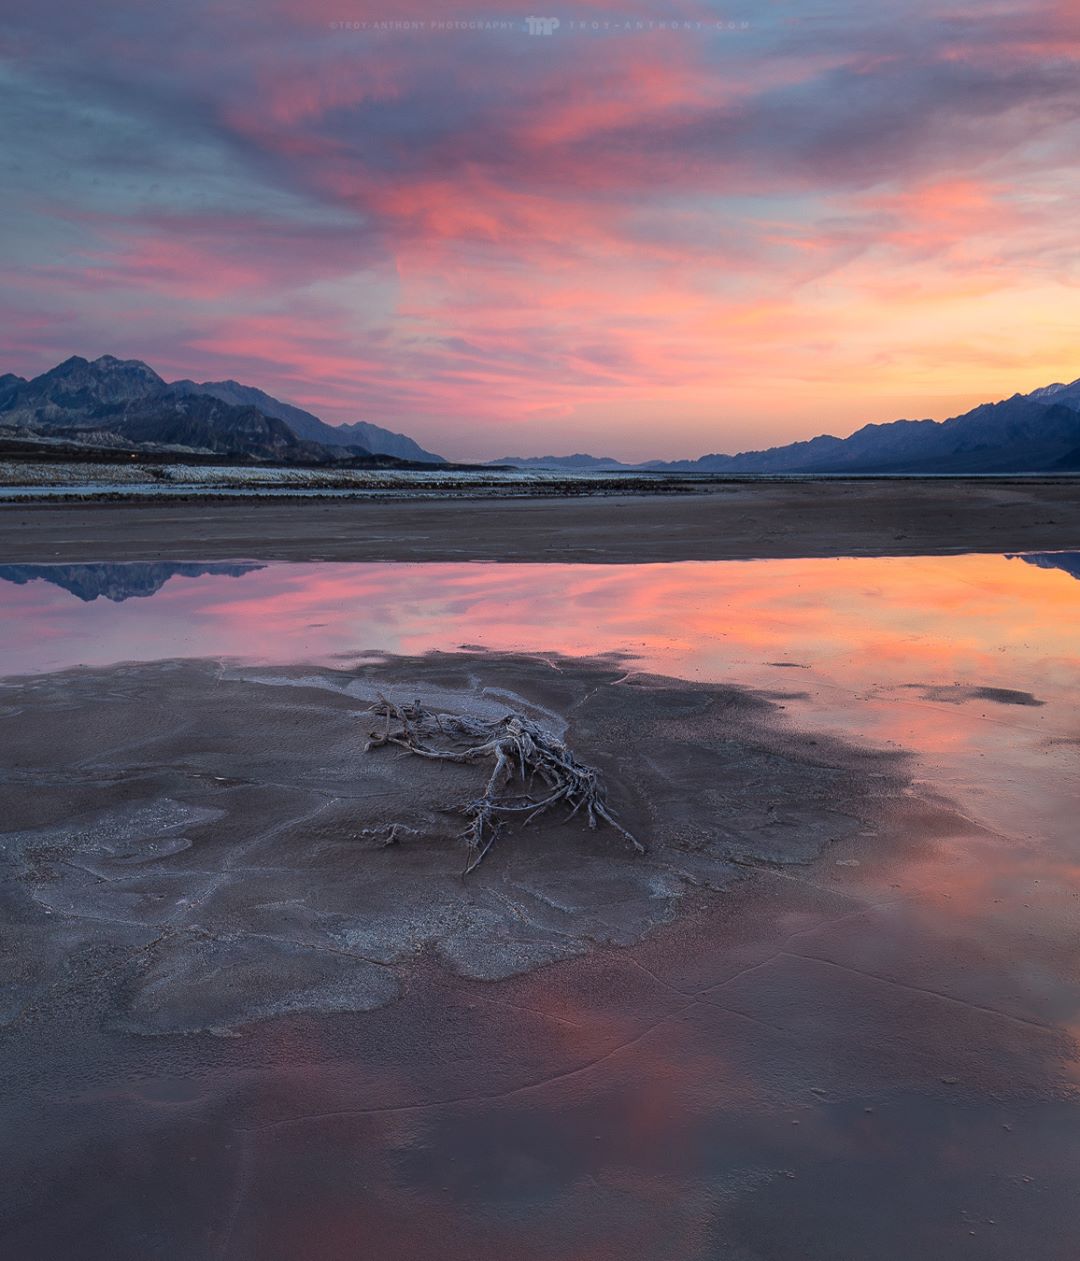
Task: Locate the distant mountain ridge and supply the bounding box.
[168,378,444,462]
[495,377,1080,474]
[0,355,447,466]
[1013,552,1080,582]
[0,562,263,602]
[490,453,631,470]
[1026,379,1080,409]
[330,420,445,463]
[5,356,1080,474]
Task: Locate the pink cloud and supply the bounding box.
[2,0,1079,458]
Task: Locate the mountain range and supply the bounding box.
[166,378,443,462]
[0,562,264,602]
[493,378,1080,474]
[492,453,630,470]
[4,355,1080,474]
[0,356,446,467]
[1014,552,1080,582]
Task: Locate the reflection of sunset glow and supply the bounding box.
[3,554,1080,701]
[4,550,1077,855]
[5,553,1080,1255]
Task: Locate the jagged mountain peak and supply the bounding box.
[30,353,166,399]
[44,353,163,380]
[1027,377,1080,406]
[0,354,167,428]
[0,352,448,468]
[9,351,1075,474]
[0,562,264,603]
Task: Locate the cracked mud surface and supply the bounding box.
[1,652,907,1034]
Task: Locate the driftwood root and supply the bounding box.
[365,695,644,873]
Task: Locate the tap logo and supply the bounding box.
[525,16,560,35]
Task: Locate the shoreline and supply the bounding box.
[0,469,1077,501]
[2,477,1080,562]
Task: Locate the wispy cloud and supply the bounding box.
[1,0,1078,458]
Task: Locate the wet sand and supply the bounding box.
[3,651,1078,1259]
[3,551,1080,1258]
[2,476,1080,562]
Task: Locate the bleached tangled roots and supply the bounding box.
[365,696,645,873]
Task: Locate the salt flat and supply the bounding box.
[1,476,1079,562]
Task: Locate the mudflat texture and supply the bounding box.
[3,643,1079,1259]
[3,646,1077,1261]
[4,557,1080,1259]
[2,477,1080,562]
[0,652,904,1035]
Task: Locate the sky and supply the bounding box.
[1,0,1078,462]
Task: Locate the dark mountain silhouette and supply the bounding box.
[497,377,1080,474]
[490,454,631,470]
[330,419,445,463]
[1027,379,1080,410]
[645,392,1080,474]
[0,373,27,409]
[1012,552,1080,582]
[0,355,446,466]
[1,355,166,428]
[7,356,1080,473]
[99,396,316,461]
[0,562,264,602]
[167,380,445,461]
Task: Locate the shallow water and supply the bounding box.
[3,553,1079,814]
[2,553,1079,1259]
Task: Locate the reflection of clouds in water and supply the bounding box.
[4,559,1080,1258]
[214,852,1080,1260]
[4,554,1080,681]
[2,553,1079,766]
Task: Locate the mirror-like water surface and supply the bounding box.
[2,554,1079,1260]
[3,552,1079,684]
[3,553,1078,822]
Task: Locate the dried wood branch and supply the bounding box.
[365,695,644,873]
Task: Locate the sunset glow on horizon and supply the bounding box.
[3,0,1079,460]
